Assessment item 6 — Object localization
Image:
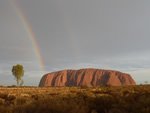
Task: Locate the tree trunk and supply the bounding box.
[17,79,19,86]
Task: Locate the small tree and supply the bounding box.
[12,64,24,86]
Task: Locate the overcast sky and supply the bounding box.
[0,0,150,86]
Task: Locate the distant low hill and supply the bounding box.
[39,68,136,87]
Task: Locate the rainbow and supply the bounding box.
[56,1,81,57]
[11,0,45,71]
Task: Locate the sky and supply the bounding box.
[0,0,150,86]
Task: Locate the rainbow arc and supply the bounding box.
[11,0,45,71]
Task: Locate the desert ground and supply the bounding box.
[0,85,149,113]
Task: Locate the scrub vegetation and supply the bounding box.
[0,85,149,113]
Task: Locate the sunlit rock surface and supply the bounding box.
[39,68,136,87]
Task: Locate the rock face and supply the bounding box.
[39,68,136,87]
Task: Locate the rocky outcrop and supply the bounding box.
[39,68,136,87]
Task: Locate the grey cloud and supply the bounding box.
[0,0,150,85]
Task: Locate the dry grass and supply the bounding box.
[0,85,149,113]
